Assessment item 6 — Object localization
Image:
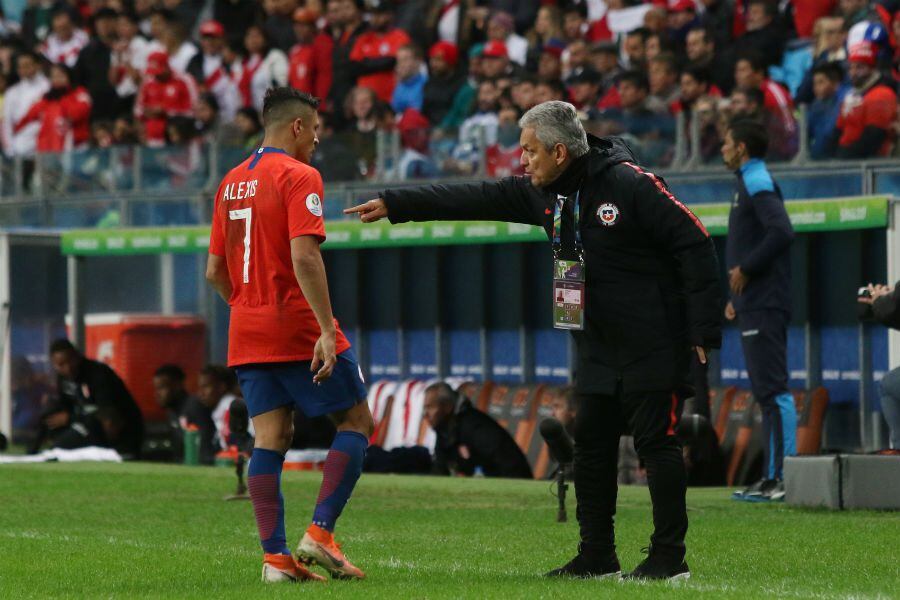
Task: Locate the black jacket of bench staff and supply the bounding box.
[431,398,533,479]
[381,135,722,395]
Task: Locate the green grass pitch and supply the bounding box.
[0,462,897,599]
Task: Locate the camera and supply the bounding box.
[858,286,874,320]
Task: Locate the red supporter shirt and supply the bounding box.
[761,79,797,134]
[134,75,194,145]
[486,144,525,177]
[209,148,351,367]
[289,33,334,103]
[837,84,898,156]
[349,28,411,103]
[15,86,92,152]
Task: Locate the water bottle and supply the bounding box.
[183,425,200,465]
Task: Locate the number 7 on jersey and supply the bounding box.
[229,208,252,283]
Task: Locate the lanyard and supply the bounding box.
[552,190,583,260]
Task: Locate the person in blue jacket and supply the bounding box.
[721,118,797,503]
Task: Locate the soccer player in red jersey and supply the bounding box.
[206,87,374,584]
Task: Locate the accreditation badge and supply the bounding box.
[553,259,585,330]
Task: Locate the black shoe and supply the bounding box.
[731,478,777,502]
[624,547,690,581]
[545,545,621,579]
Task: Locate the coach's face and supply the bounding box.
[292,110,320,165]
[520,127,566,188]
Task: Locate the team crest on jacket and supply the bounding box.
[306,193,323,216]
[597,203,619,226]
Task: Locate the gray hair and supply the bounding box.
[518,101,589,158]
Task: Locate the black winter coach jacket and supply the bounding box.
[381,135,722,395]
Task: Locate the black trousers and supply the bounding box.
[573,388,687,558]
[738,309,794,479]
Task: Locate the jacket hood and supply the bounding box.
[586,134,638,172]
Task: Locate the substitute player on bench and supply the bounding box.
[206,87,373,583]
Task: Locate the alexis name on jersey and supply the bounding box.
[222,179,259,201]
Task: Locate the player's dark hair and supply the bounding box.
[262,86,320,127]
[155,364,186,381]
[49,338,78,355]
[812,61,844,83]
[618,69,649,92]
[201,364,237,388]
[728,117,768,158]
[425,381,459,407]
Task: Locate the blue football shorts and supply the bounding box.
[235,349,367,418]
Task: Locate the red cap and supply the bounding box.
[397,108,430,131]
[293,8,318,24]
[198,20,225,37]
[668,0,695,11]
[145,51,170,76]
[848,41,876,66]
[482,40,508,59]
[428,41,459,67]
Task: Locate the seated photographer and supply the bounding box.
[423,382,533,479]
[153,364,218,464]
[859,283,900,450]
[30,339,144,458]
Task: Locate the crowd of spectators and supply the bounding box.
[0,0,899,183]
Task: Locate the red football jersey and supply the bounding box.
[209,148,351,367]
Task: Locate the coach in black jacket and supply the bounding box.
[346,101,722,580]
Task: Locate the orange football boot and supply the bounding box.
[261,553,327,583]
[296,524,365,580]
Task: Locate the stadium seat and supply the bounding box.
[720,391,764,486]
[525,386,560,479]
[458,381,497,412]
[710,386,737,443]
[794,387,829,455]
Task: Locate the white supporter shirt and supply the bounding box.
[42,29,89,67]
[251,49,288,113]
[504,33,529,67]
[169,41,198,75]
[200,54,241,122]
[113,36,156,98]
[2,74,50,158]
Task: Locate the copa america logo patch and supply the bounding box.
[597,203,619,226]
[306,193,323,217]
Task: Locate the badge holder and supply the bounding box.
[552,193,586,331]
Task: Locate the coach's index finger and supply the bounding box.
[343,198,387,222]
